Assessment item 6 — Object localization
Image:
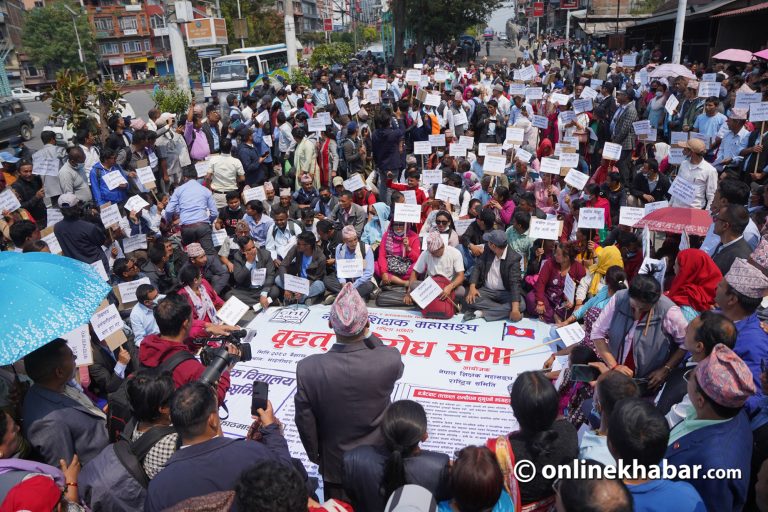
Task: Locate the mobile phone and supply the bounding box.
[570,364,601,382]
[251,381,269,416]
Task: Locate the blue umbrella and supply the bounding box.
[0,252,111,364]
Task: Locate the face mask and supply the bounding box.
[437,151,444,158]
[655,91,663,98]
[75,162,85,173]
[626,251,637,258]
[393,228,405,236]
[321,195,331,203]
[228,205,241,212]
[335,79,341,84]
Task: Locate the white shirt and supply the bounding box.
[413,246,465,281]
[670,157,717,209]
[209,154,244,192]
[485,247,507,291]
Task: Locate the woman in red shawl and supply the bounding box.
[665,248,722,322]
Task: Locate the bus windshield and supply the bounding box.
[212,60,247,82]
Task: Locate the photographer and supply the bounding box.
[139,295,239,403]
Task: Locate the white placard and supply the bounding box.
[41,232,62,254]
[644,201,669,215]
[435,184,461,205]
[449,144,467,158]
[336,258,364,279]
[124,195,149,213]
[405,69,421,83]
[518,65,536,82]
[402,190,417,205]
[735,92,762,110]
[122,234,147,253]
[334,98,349,117]
[702,73,717,82]
[619,206,645,227]
[283,274,311,296]
[540,157,561,175]
[531,115,548,130]
[90,261,109,281]
[100,204,121,228]
[317,112,332,125]
[136,166,156,186]
[103,171,128,190]
[46,208,63,226]
[669,176,697,206]
[590,79,604,89]
[698,81,720,98]
[365,89,380,105]
[371,78,387,91]
[578,208,605,230]
[556,323,586,347]
[348,97,360,116]
[750,102,768,122]
[251,267,267,287]
[422,169,443,185]
[410,276,443,309]
[621,55,637,67]
[307,118,326,132]
[528,218,560,240]
[454,218,473,236]
[429,134,446,147]
[216,296,249,326]
[602,142,622,161]
[255,110,269,126]
[632,120,651,135]
[90,304,124,341]
[580,86,598,100]
[573,98,593,114]
[665,94,680,116]
[343,174,366,192]
[425,93,441,107]
[560,111,576,124]
[483,155,506,175]
[262,135,273,148]
[453,111,468,126]
[0,189,21,212]
[434,69,448,82]
[117,277,151,304]
[459,136,474,149]
[62,325,93,367]
[414,141,432,155]
[550,92,570,105]
[689,132,711,150]
[194,160,211,178]
[525,87,543,100]
[506,127,525,142]
[668,148,685,165]
[559,153,579,168]
[394,203,421,223]
[212,229,228,247]
[243,186,267,202]
[670,131,689,145]
[564,169,589,190]
[515,148,533,163]
[509,83,527,96]
[563,274,576,303]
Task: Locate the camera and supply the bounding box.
[196,329,254,387]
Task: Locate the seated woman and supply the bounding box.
[421,210,460,248]
[587,157,619,187]
[459,209,496,278]
[584,183,612,234]
[375,221,421,308]
[485,185,516,228]
[665,248,722,322]
[360,202,390,249]
[525,241,586,323]
[437,446,514,512]
[344,400,449,510]
[526,172,560,216]
[177,264,224,324]
[576,244,624,307]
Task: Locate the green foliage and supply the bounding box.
[94,80,125,141]
[309,42,354,67]
[152,82,191,118]
[22,2,96,73]
[49,70,125,140]
[362,26,378,44]
[286,68,312,88]
[220,0,284,47]
[402,0,502,43]
[631,0,665,14]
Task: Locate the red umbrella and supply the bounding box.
[635,207,712,236]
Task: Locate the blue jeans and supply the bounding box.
[275,275,325,303]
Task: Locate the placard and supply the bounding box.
[262,135,273,148]
[750,102,768,122]
[453,111,468,126]
[573,99,593,114]
[116,277,151,305]
[506,127,524,142]
[580,86,598,100]
[454,219,473,236]
[670,131,688,145]
[517,65,536,82]
[540,157,561,175]
[348,97,361,116]
[449,144,467,158]
[251,267,267,287]
[100,203,121,229]
[0,189,21,212]
[136,166,156,187]
[283,274,311,296]
[402,190,417,205]
[556,323,586,347]
[619,206,645,227]
[577,208,605,229]
[255,110,269,126]
[210,229,227,247]
[215,296,249,326]
[307,118,326,132]
[550,92,570,105]
[564,169,588,190]
[62,325,93,367]
[365,89,380,105]
[602,142,622,161]
[531,115,548,130]
[669,176,697,205]
[343,174,366,192]
[563,273,576,303]
[124,195,150,213]
[422,169,442,185]
[525,87,543,100]
[434,69,448,82]
[459,136,475,149]
[668,148,685,165]
[701,73,717,82]
[410,276,443,309]
[735,92,762,110]
[46,208,63,226]
[515,148,533,163]
[621,54,637,68]
[590,79,604,89]
[663,94,679,116]
[414,141,432,155]
[334,98,349,117]
[509,83,527,96]
[41,231,62,254]
[560,111,575,124]
[528,218,560,240]
[336,259,364,279]
[435,184,461,205]
[122,234,147,253]
[483,155,506,175]
[429,134,446,147]
[90,304,124,343]
[243,186,267,202]
[193,160,211,178]
[559,153,579,169]
[689,132,711,149]
[90,261,109,281]
[644,200,669,215]
[405,69,421,83]
[632,120,651,135]
[371,78,387,91]
[316,112,332,125]
[425,93,441,107]
[103,171,128,190]
[698,81,720,98]
[393,203,422,223]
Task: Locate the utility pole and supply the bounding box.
[167,1,191,94]
[671,0,687,64]
[63,4,88,76]
[285,7,299,69]
[236,0,245,48]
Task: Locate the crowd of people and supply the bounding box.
[2,28,768,511]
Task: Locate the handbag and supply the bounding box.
[386,255,411,276]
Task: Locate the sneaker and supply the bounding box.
[462,311,477,322]
[323,294,337,306]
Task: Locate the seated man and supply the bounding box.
[324,225,376,303]
[266,205,304,268]
[311,185,338,219]
[216,191,245,236]
[463,230,523,322]
[244,200,274,247]
[145,382,291,511]
[228,235,279,309]
[608,398,706,511]
[276,231,327,305]
[403,231,466,308]
[317,219,342,279]
[185,242,230,296]
[331,191,367,237]
[666,344,755,511]
[22,339,110,466]
[129,283,161,346]
[293,173,319,210]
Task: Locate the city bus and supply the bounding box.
[210,44,289,101]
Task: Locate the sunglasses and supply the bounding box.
[435,220,450,226]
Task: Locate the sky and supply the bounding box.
[487,2,517,34]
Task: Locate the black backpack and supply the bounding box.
[106,351,195,442]
[113,419,177,488]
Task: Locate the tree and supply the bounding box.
[219,0,285,47]
[309,43,354,67]
[362,26,378,44]
[49,70,125,141]
[152,81,191,119]
[22,2,96,73]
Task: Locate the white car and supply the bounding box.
[499,34,509,42]
[11,88,41,102]
[44,97,137,147]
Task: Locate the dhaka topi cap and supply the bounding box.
[426,231,444,252]
[725,257,768,298]
[696,343,755,408]
[341,225,357,240]
[329,283,368,337]
[185,242,205,258]
[300,173,313,184]
[384,485,438,512]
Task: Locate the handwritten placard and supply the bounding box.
[559,153,579,169]
[633,120,651,135]
[136,166,156,186]
[122,234,147,253]
[564,169,589,190]
[336,258,364,279]
[422,168,442,185]
[436,184,461,205]
[41,231,62,254]
[619,206,645,227]
[453,110,468,126]
[735,92,762,110]
[46,208,63,226]
[525,87,543,100]
[449,144,467,158]
[455,218,473,236]
[556,323,586,347]
[393,203,421,223]
[212,229,228,247]
[116,277,151,305]
[124,195,149,213]
[62,325,93,367]
[528,218,560,240]
[701,73,717,82]
[573,99,593,113]
[531,115,548,130]
[100,203,121,228]
[506,127,525,143]
[515,148,533,163]
[668,148,685,165]
[750,102,768,122]
[90,304,124,341]
[103,171,128,190]
[458,136,474,149]
[424,93,441,107]
[0,189,21,212]
[194,160,211,178]
[410,276,443,309]
[540,157,561,175]
[644,200,669,215]
[402,190,417,205]
[343,174,366,192]
[669,176,697,206]
[243,186,267,202]
[602,142,622,161]
[665,94,680,116]
[216,296,249,326]
[348,97,360,116]
[307,118,326,132]
[371,78,387,91]
[284,274,311,296]
[483,155,506,176]
[250,267,266,287]
[580,86,598,100]
[563,273,576,303]
[578,208,605,230]
[698,81,720,98]
[414,141,432,155]
[429,134,447,147]
[621,54,637,67]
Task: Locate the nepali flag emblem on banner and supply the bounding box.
[504,324,535,339]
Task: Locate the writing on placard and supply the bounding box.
[454,218,473,236]
[506,127,524,142]
[136,166,156,186]
[665,95,679,116]
[669,176,697,206]
[644,200,669,215]
[0,189,21,212]
[402,190,417,205]
[348,97,360,116]
[698,81,720,98]
[750,102,768,123]
[394,203,421,223]
[602,142,622,161]
[483,155,506,176]
[436,184,461,205]
[343,174,366,192]
[100,203,121,228]
[41,232,62,254]
[243,186,267,202]
[103,171,128,190]
[307,118,326,132]
[559,153,579,169]
[284,274,311,296]
[531,115,548,130]
[212,229,228,247]
[564,169,588,190]
[194,160,211,178]
[619,206,645,227]
[422,168,442,185]
[414,141,432,155]
[449,144,467,158]
[528,218,560,240]
[124,195,149,213]
[578,208,605,230]
[429,134,447,147]
[540,157,561,175]
[556,323,586,347]
[573,98,593,114]
[563,274,576,303]
[217,296,250,326]
[515,148,533,163]
[410,276,443,309]
[336,258,364,279]
[122,234,148,253]
[90,304,124,341]
[668,148,685,165]
[62,325,94,367]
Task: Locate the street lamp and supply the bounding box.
[63,4,88,76]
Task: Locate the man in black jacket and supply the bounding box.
[628,158,670,207]
[462,230,524,322]
[228,235,279,309]
[201,105,224,155]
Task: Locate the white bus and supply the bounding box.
[210,44,289,99]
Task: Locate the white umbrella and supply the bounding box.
[647,63,696,80]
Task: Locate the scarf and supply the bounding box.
[184,284,220,324]
[666,248,722,312]
[385,227,408,258]
[587,245,624,296]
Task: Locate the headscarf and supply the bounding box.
[587,245,623,296]
[536,138,553,159]
[462,171,481,193]
[666,248,722,312]
[361,202,390,246]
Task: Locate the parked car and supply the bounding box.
[499,34,509,42]
[11,88,41,102]
[0,98,34,144]
[44,97,136,147]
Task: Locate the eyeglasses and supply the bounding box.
[435,220,450,226]
[552,478,562,495]
[683,368,695,382]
